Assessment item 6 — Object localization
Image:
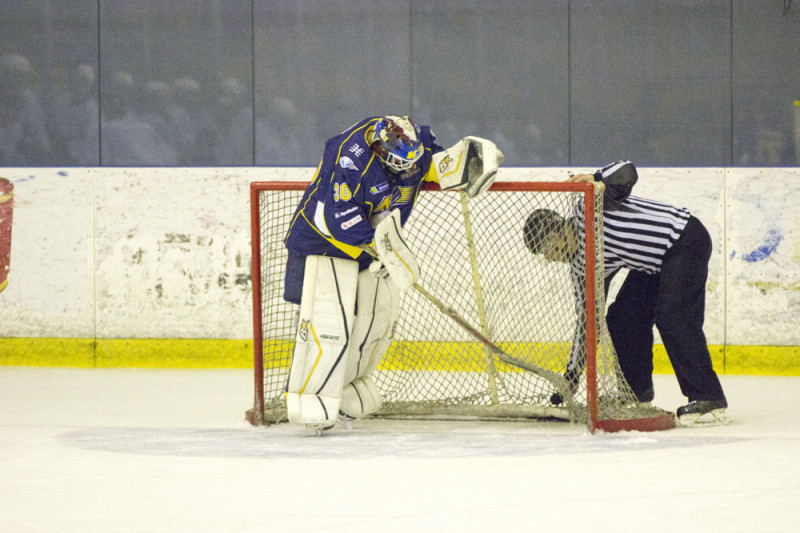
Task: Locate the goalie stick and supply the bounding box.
[358,244,572,400]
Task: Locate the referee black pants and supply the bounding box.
[605,216,727,404]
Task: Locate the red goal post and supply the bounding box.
[248,180,675,433]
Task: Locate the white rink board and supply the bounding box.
[0,169,95,337]
[93,168,254,338]
[724,168,800,345]
[0,166,798,346]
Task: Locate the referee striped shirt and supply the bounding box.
[603,195,690,275]
[578,161,691,278]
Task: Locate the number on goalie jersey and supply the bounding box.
[522,160,729,426]
[282,114,504,431]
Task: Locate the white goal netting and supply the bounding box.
[249,181,674,432]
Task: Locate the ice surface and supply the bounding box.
[1,368,798,532]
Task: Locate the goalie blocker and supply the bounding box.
[433,136,504,197]
[371,209,420,291]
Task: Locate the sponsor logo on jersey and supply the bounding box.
[370,182,390,194]
[341,214,363,230]
[339,156,359,170]
[320,334,341,341]
[349,144,365,157]
[334,206,359,219]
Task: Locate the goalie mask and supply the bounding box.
[371,115,424,173]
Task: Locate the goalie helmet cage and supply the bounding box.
[247,180,676,433]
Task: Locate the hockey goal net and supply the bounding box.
[247,180,675,433]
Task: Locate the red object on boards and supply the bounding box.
[0,178,13,293]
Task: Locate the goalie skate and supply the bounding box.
[309,410,356,436]
[311,423,334,437]
[337,410,356,430]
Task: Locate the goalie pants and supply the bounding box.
[605,216,727,404]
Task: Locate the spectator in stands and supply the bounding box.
[100,71,177,165]
[48,63,99,165]
[0,53,51,165]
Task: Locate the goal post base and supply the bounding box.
[246,399,677,433]
[245,407,268,426]
[594,413,676,433]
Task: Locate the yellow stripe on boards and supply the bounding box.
[0,338,798,375]
[95,339,253,368]
[0,338,96,367]
[723,345,800,376]
[0,338,252,368]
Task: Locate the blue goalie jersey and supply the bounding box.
[283,116,444,303]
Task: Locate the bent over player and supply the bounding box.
[283,115,503,432]
[522,161,729,426]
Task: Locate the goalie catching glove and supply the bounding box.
[433,136,504,197]
[369,209,420,291]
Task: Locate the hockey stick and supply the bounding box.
[359,244,570,396]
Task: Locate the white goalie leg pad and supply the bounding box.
[339,269,401,418]
[361,277,401,378]
[340,377,383,419]
[285,255,358,426]
[373,209,420,291]
[433,136,504,197]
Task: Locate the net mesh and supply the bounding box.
[252,182,671,428]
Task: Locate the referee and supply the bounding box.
[523,160,729,426]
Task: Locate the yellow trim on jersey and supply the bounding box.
[373,195,391,213]
[285,159,324,245]
[364,123,377,146]
[331,241,364,259]
[396,186,415,204]
[332,120,377,200]
[325,124,375,258]
[286,122,378,260]
[299,211,363,259]
[423,146,440,183]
